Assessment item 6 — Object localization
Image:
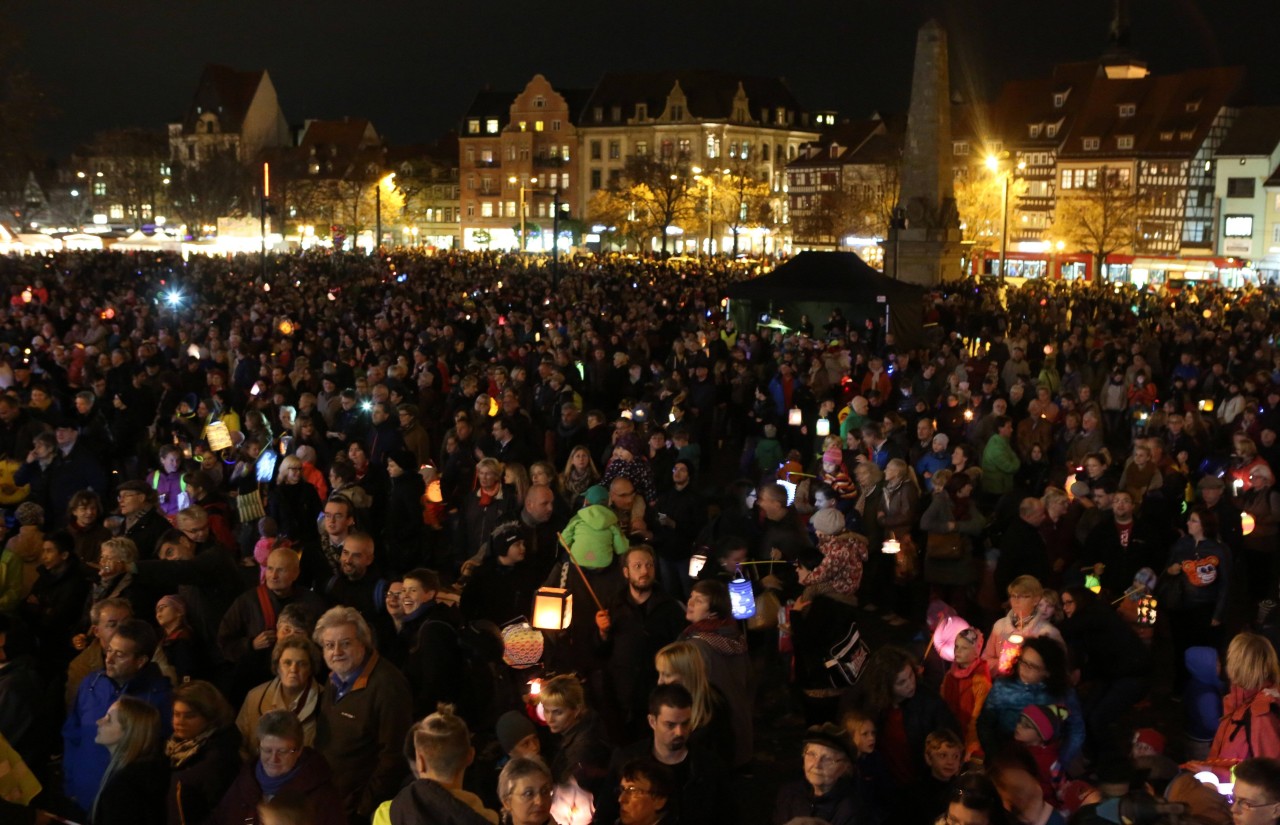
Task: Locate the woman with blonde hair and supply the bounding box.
[561,445,600,505]
[529,461,562,498]
[93,696,167,825]
[504,462,531,507]
[655,641,735,764]
[1210,632,1280,759]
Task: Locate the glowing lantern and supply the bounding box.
[532,587,573,630]
[426,479,443,504]
[1243,512,1256,536]
[206,421,233,452]
[102,307,116,319]
[1198,399,1214,412]
[788,407,803,426]
[1202,309,1212,319]
[501,622,544,668]
[549,778,595,825]
[278,319,295,336]
[729,575,756,620]
[528,678,542,696]
[489,396,499,416]
[815,418,831,437]
[997,633,1024,676]
[963,409,974,422]
[1085,574,1102,594]
[1234,478,1245,496]
[688,554,707,578]
[882,537,901,555]
[1043,344,1053,355]
[931,614,972,662]
[263,283,271,292]
[1064,473,1078,501]
[1137,595,1158,626]
[20,289,31,304]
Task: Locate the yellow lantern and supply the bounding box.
[532,587,573,630]
[1243,512,1256,536]
[687,554,707,578]
[963,409,974,422]
[489,396,499,416]
[788,407,803,426]
[815,418,831,437]
[278,319,295,336]
[426,479,443,504]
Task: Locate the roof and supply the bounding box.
[1265,164,1280,188]
[299,118,379,150]
[181,64,268,134]
[788,120,887,169]
[1217,106,1280,156]
[461,90,519,131]
[579,70,806,126]
[725,252,922,303]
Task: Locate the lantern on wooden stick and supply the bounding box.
[931,615,972,663]
[815,418,830,437]
[1137,595,1158,626]
[729,574,756,620]
[1243,512,1257,536]
[687,554,707,578]
[532,587,573,630]
[501,621,544,668]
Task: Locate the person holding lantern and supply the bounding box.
[983,575,1063,676]
[537,675,612,805]
[941,626,991,759]
[976,636,1084,770]
[1163,507,1230,685]
[1241,465,1280,607]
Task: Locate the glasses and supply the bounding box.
[259,745,299,760]
[803,749,849,768]
[1234,797,1279,811]
[514,785,554,802]
[619,785,653,798]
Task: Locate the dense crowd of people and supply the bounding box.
[1,247,1280,824]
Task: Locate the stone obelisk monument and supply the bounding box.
[883,19,964,286]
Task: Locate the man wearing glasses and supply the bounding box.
[1234,757,1280,825]
[772,723,862,824]
[63,618,172,815]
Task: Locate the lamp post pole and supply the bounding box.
[375,182,381,255]
[552,178,560,288]
[260,162,269,283]
[998,172,1009,285]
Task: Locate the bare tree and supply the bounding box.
[1050,165,1142,280]
[168,147,252,237]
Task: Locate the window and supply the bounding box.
[636,104,647,120]
[591,169,602,190]
[1085,168,1098,189]
[706,136,720,159]
[93,182,107,196]
[1186,100,1200,112]
[776,107,786,125]
[1117,135,1134,150]
[953,141,969,156]
[534,96,545,109]
[551,120,561,131]
[635,141,648,156]
[593,107,603,123]
[480,149,494,163]
[560,173,569,189]
[467,176,476,190]
[608,140,620,160]
[611,105,621,121]
[506,202,516,218]
[1053,91,1067,108]
[1224,215,1253,237]
[762,143,770,161]
[1028,124,1042,138]
[109,205,123,220]
[1227,178,1256,198]
[485,119,499,134]
[1118,104,1136,117]
[481,202,494,217]
[535,121,544,132]
[670,104,684,120]
[467,120,480,134]
[536,203,546,217]
[729,141,740,158]
[741,142,750,159]
[1273,223,1280,244]
[1046,123,1059,138]
[590,141,602,160]
[660,140,673,158]
[466,203,475,218]
[1160,131,1173,141]
[518,121,527,132]
[677,138,691,157]
[1083,137,1099,151]
[1180,130,1195,141]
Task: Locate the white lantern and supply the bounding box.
[788,407,803,426]
[687,554,708,578]
[881,537,901,555]
[549,778,595,825]
[815,418,831,437]
[532,587,573,630]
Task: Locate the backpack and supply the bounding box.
[1210,689,1280,761]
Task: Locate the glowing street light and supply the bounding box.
[985,153,1025,284]
[508,175,538,253]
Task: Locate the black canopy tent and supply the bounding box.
[725,252,926,350]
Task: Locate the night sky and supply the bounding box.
[12,0,1278,159]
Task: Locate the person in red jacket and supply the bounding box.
[941,627,991,759]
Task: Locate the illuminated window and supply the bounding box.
[485,119,499,134]
[636,104,647,120]
[534,96,545,109]
[635,141,648,156]
[466,203,475,217]
[109,204,123,220]
[467,120,480,134]
[608,140,620,159]
[535,121,544,132]
[481,202,493,217]
[560,173,569,189]
[1185,100,1200,112]
[93,182,107,196]
[952,141,969,156]
[1224,215,1253,237]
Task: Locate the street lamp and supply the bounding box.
[985,153,1025,284]
[374,172,396,253]
[508,175,538,253]
[692,166,729,255]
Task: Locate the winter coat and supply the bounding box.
[94,754,168,825]
[213,747,346,825]
[982,611,1065,676]
[809,531,868,597]
[977,677,1085,767]
[548,709,613,803]
[980,434,1020,495]
[64,663,174,813]
[1184,646,1225,744]
[373,778,496,825]
[942,659,992,757]
[167,725,242,825]
[234,677,321,759]
[772,776,863,825]
[1209,685,1280,760]
[683,619,754,767]
[561,504,628,569]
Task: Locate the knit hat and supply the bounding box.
[584,485,609,506]
[386,447,417,473]
[614,432,644,458]
[495,710,537,755]
[1132,727,1166,754]
[1197,475,1225,491]
[1020,704,1063,743]
[811,508,845,537]
[491,524,524,558]
[821,445,843,466]
[14,501,43,527]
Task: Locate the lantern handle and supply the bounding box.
[555,533,606,611]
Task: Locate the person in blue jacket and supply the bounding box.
[1184,645,1225,759]
[976,636,1085,769]
[62,618,172,816]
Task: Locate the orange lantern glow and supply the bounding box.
[1243,512,1256,536]
[997,633,1024,676]
[532,587,573,630]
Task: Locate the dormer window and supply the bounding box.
[1185,100,1201,113]
[636,103,648,120]
[593,106,603,123]
[829,144,841,159]
[1046,122,1060,138]
[485,119,499,134]
[670,104,684,121]
[1028,124,1042,138]
[1160,131,1173,141]
[1118,103,1136,117]
[1053,90,1069,108]
[467,119,480,134]
[953,141,970,156]
[1083,137,1100,151]
[611,105,621,121]
[1117,135,1134,150]
[1180,130,1196,141]
[775,107,787,125]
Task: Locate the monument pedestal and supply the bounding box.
[884,226,965,286]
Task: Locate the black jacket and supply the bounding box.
[772,776,863,825]
[595,738,734,825]
[94,755,169,825]
[386,779,493,825]
[167,725,242,825]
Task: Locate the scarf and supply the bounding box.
[950,629,987,680]
[681,618,747,655]
[166,725,217,768]
[255,755,302,800]
[477,483,500,507]
[92,572,133,604]
[565,466,596,496]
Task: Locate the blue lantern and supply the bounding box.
[729,575,756,620]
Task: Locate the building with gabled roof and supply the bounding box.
[1214,105,1280,278]
[168,64,290,167]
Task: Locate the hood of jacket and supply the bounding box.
[575,504,618,530]
[1185,646,1223,687]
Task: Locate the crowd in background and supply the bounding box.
[1,248,1280,824]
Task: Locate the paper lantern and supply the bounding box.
[815,418,831,437]
[549,778,595,825]
[963,409,974,422]
[489,396,499,417]
[1234,478,1245,496]
[1243,512,1256,536]
[1085,574,1102,594]
[1064,473,1078,501]
[501,622,544,668]
[532,587,573,630]
[788,407,803,426]
[688,554,707,578]
[426,479,443,504]
[729,575,756,620]
[997,633,1024,676]
[206,421,233,452]
[527,678,542,696]
[1137,595,1158,626]
[278,319,294,336]
[881,537,901,555]
[931,614,972,662]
